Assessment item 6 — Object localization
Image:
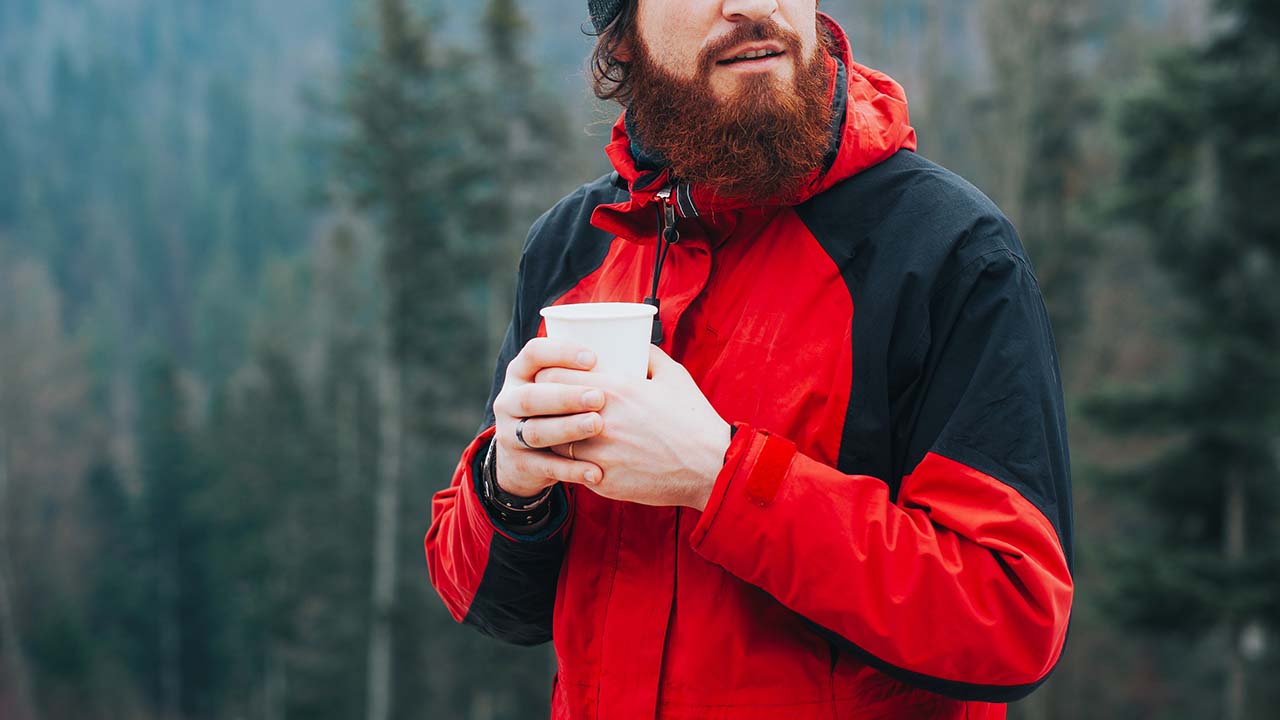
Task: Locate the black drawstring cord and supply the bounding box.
[644,190,679,344]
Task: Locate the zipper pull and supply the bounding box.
[646,186,681,345]
[656,187,680,244]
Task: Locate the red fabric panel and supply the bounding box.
[744,431,798,506]
[691,427,1072,688]
[424,427,501,621]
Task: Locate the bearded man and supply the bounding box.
[426,2,1074,718]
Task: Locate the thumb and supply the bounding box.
[647,344,679,379]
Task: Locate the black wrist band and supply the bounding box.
[481,438,553,526]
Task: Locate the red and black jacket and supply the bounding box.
[426,13,1072,719]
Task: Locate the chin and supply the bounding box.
[713,73,792,102]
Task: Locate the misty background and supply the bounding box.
[1,0,1278,718]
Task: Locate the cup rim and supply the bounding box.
[540,302,658,321]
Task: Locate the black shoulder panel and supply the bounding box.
[795,150,1072,556]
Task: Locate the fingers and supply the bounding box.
[495,382,605,419]
[510,412,604,450]
[533,366,600,386]
[506,337,596,385]
[534,351,683,385]
[509,450,602,487]
[647,344,676,379]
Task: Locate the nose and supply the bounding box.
[721,0,779,23]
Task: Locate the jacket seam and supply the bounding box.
[925,448,1065,558]
[930,246,1018,301]
[904,246,1027,372]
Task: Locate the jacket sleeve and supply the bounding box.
[424,265,572,647]
[688,248,1073,702]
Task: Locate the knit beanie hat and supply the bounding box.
[588,0,626,32]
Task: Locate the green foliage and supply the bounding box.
[202,346,371,719]
[333,1,568,714]
[971,0,1100,346]
[0,123,17,227]
[81,461,153,714]
[27,603,94,691]
[3,0,579,715]
[1090,0,1280,690]
[137,355,228,719]
[484,0,531,67]
[18,1,1275,719]
[339,0,487,376]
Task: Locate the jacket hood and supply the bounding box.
[591,12,917,241]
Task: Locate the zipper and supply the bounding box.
[656,187,679,239]
[644,187,681,345]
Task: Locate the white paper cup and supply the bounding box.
[540,302,657,380]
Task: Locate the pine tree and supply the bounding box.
[81,460,151,718]
[976,0,1096,345]
[0,244,101,720]
[1088,1,1280,717]
[136,356,225,720]
[338,2,491,717]
[334,0,578,714]
[310,212,382,719]
[474,0,574,356]
[203,344,356,720]
[0,397,38,720]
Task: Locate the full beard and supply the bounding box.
[627,20,834,205]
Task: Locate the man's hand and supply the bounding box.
[534,345,732,511]
[491,338,609,498]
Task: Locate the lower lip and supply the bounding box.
[717,53,786,72]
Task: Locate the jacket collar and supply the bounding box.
[591,13,917,242]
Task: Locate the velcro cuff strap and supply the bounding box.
[744,431,798,506]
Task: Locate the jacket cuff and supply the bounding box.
[463,428,571,544]
[690,423,797,548]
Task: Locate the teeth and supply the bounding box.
[731,49,776,61]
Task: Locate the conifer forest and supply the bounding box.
[0,0,1277,718]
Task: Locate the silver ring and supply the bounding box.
[515,418,535,449]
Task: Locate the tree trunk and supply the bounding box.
[0,428,39,720]
[158,543,181,720]
[470,689,495,720]
[338,381,360,494]
[1224,472,1246,720]
[366,341,402,720]
[265,646,287,720]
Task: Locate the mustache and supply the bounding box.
[698,20,806,73]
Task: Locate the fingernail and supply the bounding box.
[580,416,597,433]
[577,351,595,368]
[582,390,604,407]
[583,469,598,484]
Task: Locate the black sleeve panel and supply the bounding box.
[797,150,1070,551]
[797,150,1074,699]
[904,244,1074,566]
[460,176,620,645]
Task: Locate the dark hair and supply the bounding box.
[587,1,641,105]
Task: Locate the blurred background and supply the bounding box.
[0,0,1277,718]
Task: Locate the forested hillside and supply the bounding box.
[2,1,1276,719]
